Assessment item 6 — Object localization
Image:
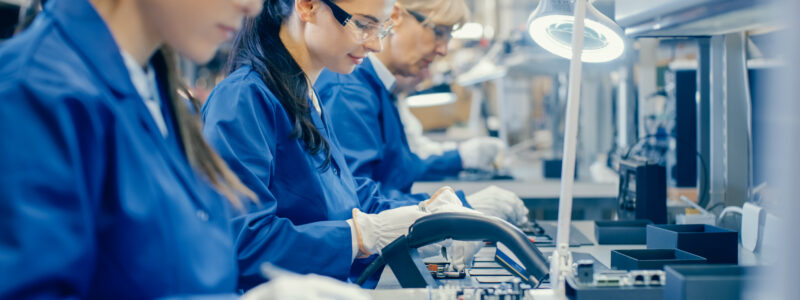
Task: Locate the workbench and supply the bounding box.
[369,220,763,299]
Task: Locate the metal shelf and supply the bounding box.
[615,0,778,37]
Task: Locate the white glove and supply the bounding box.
[447,240,484,272]
[458,137,506,170]
[466,185,529,225]
[423,187,485,271]
[421,186,465,212]
[351,206,429,257]
[241,273,370,300]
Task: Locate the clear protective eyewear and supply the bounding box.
[320,0,393,42]
[406,9,453,44]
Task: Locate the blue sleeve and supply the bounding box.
[416,149,464,181]
[318,82,462,190]
[352,177,420,213]
[0,81,105,299]
[201,79,353,290]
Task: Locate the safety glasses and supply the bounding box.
[405,9,453,44]
[319,0,393,42]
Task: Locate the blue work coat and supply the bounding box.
[201,66,418,289]
[0,1,239,299]
[316,59,464,199]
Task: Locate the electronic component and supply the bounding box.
[618,156,667,224]
[575,260,594,283]
[456,279,531,300]
[426,263,466,279]
[589,270,665,287]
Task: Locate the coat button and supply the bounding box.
[196,210,209,221]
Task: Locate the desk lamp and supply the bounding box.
[526,0,625,294]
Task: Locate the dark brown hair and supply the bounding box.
[227,0,332,170]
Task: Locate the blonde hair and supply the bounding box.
[398,0,470,28]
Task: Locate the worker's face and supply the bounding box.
[385,6,451,77]
[303,0,394,74]
[395,73,426,94]
[140,0,262,63]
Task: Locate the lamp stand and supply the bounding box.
[549,0,587,294]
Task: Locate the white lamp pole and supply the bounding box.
[549,0,587,293]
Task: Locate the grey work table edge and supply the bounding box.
[411,180,619,200]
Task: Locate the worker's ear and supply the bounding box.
[296,0,319,23]
[390,4,404,26]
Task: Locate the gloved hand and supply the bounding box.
[423,186,485,271]
[350,205,429,258]
[466,185,529,225]
[447,240,484,272]
[241,272,370,300]
[458,137,506,170]
[421,186,467,212]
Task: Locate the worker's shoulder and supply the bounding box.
[206,65,295,122]
[317,64,378,89]
[0,21,110,108]
[212,66,283,104]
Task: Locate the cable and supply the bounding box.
[622,134,711,209]
[717,206,744,224]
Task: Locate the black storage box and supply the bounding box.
[663,265,756,300]
[542,158,580,179]
[611,249,706,271]
[565,276,663,300]
[646,224,738,264]
[595,220,652,244]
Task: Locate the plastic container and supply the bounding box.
[595,220,652,244]
[611,249,707,271]
[646,224,738,264]
[663,265,756,300]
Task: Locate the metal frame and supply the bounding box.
[700,33,752,209]
[697,38,712,207]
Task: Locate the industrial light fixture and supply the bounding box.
[525,0,626,295]
[452,22,485,40]
[405,84,457,108]
[527,0,625,63]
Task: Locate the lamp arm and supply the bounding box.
[549,0,587,294]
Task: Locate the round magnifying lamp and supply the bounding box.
[527,0,625,63]
[525,0,626,295]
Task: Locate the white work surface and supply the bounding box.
[411,180,618,200]
[369,221,763,299]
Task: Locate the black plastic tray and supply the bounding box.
[595,220,652,244]
[663,265,756,300]
[565,276,663,300]
[611,249,706,271]
[646,224,738,264]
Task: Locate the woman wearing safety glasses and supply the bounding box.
[201,0,473,290]
[315,0,531,229]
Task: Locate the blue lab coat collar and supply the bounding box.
[46,0,139,98]
[366,54,396,93]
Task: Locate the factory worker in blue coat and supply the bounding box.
[0,0,371,299]
[315,0,530,225]
[202,0,478,290]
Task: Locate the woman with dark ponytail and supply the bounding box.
[202,0,471,290]
[0,0,370,298]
